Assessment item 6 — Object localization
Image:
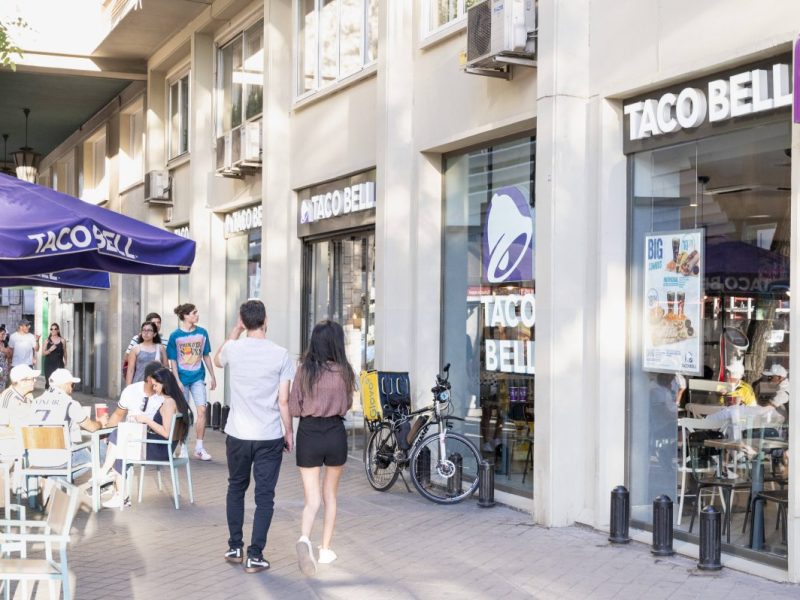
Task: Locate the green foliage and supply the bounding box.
[0,18,26,71]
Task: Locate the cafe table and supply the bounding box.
[87,427,117,512]
[704,436,788,551]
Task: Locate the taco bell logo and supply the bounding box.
[482,186,534,283]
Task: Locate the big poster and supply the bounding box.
[643,229,704,375]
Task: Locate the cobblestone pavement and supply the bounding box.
[53,425,798,600]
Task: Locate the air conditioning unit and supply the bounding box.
[466,0,536,72]
[215,131,242,178]
[239,120,262,167]
[143,170,172,204]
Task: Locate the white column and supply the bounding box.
[533,0,592,527]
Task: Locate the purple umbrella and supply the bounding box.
[0,173,194,276]
[0,269,110,290]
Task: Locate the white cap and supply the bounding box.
[49,368,80,387]
[9,364,40,383]
[726,362,745,378]
[762,364,788,379]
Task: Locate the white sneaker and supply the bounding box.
[195,448,212,461]
[318,547,337,564]
[102,494,130,509]
[296,536,317,576]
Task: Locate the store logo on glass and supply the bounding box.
[482,186,534,283]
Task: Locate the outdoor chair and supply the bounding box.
[19,425,91,505]
[676,418,720,526]
[0,479,79,600]
[120,413,193,510]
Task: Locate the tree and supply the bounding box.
[0,18,26,71]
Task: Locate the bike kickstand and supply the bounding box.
[398,470,413,493]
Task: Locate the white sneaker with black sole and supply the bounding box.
[244,555,270,574]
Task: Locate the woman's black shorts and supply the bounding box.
[296,416,347,468]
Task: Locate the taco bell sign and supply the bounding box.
[482,186,535,284]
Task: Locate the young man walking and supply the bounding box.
[213,299,294,574]
[167,303,216,460]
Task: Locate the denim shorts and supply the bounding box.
[185,380,207,406]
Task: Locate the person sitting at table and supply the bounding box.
[722,361,757,406]
[107,361,165,428]
[0,365,39,458]
[761,364,789,416]
[102,368,192,508]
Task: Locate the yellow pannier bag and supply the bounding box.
[360,370,382,422]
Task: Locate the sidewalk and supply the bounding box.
[61,419,798,600]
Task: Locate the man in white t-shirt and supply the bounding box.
[107,361,164,427]
[9,320,40,368]
[213,299,294,574]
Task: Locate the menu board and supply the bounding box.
[643,229,704,375]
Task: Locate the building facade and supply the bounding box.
[15,0,800,582]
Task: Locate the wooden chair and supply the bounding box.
[19,425,91,486]
[121,413,193,510]
[0,479,79,600]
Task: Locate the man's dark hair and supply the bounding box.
[145,312,162,323]
[240,299,266,331]
[143,361,163,380]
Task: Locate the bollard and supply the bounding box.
[698,506,722,570]
[446,452,463,497]
[211,401,221,430]
[651,495,675,556]
[415,446,431,486]
[609,485,631,544]
[220,404,230,431]
[478,461,495,508]
[205,404,212,428]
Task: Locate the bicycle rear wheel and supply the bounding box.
[364,424,401,491]
[409,432,481,504]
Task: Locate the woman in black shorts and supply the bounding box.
[288,320,355,576]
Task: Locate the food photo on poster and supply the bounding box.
[643,229,704,375]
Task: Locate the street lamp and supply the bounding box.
[11,108,42,183]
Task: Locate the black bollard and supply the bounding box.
[211,401,221,430]
[609,485,631,544]
[220,404,230,431]
[698,506,722,570]
[415,446,431,486]
[478,461,495,508]
[651,495,675,556]
[205,403,212,428]
[446,452,463,497]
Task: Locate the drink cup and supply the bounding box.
[95,403,108,420]
[676,291,686,317]
[672,238,680,262]
[666,291,676,315]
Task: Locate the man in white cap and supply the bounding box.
[0,365,39,456]
[33,369,108,447]
[762,364,789,413]
[723,361,756,406]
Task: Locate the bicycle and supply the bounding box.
[363,363,483,504]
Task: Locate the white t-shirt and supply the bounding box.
[9,332,36,367]
[218,337,295,441]
[33,388,87,444]
[118,382,164,420]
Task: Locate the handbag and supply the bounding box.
[117,422,147,461]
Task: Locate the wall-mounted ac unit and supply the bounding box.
[215,131,242,178]
[466,0,536,73]
[238,120,262,168]
[144,170,172,204]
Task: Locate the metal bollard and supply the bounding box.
[446,452,463,497]
[651,495,675,556]
[698,506,722,570]
[205,404,212,428]
[609,485,631,544]
[478,461,495,508]
[415,446,431,486]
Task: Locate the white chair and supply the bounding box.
[0,479,79,600]
[121,413,193,510]
[676,417,720,525]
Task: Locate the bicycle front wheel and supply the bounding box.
[409,432,481,504]
[364,424,401,492]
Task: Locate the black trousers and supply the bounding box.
[226,435,283,558]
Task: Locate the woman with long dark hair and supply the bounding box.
[42,323,67,383]
[126,321,167,385]
[103,367,193,508]
[286,320,355,576]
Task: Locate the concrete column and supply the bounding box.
[262,0,299,355]
[375,1,415,374]
[533,0,591,527]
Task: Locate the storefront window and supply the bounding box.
[628,122,790,560]
[441,136,536,497]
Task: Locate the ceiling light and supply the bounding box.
[11,108,42,183]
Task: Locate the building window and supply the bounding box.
[216,20,263,139]
[297,0,378,96]
[82,128,107,204]
[53,152,75,196]
[120,98,144,189]
[168,72,190,159]
[627,122,790,559]
[424,0,480,36]
[441,135,536,498]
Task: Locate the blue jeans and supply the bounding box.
[226,435,283,558]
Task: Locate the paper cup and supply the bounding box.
[95,403,108,420]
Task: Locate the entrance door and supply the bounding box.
[303,230,375,373]
[73,303,95,394]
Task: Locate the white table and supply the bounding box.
[88,427,116,512]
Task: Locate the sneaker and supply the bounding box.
[224,547,243,564]
[102,494,131,509]
[195,448,212,461]
[244,555,270,574]
[296,536,317,576]
[318,547,338,564]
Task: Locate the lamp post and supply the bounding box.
[11,108,42,183]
